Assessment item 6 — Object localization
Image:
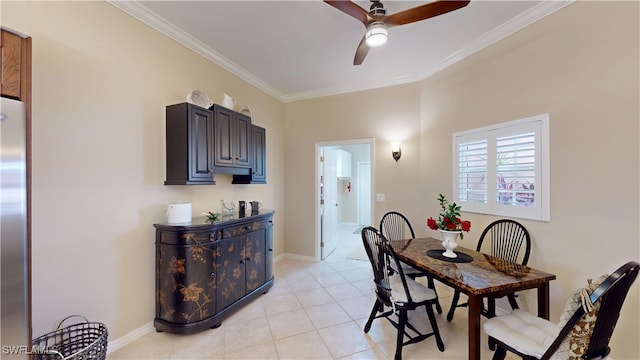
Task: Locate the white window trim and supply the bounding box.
[453,114,550,222]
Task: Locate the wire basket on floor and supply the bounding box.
[32,315,108,360]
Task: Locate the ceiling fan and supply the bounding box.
[324,0,470,65]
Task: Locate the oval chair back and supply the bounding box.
[447,219,532,322]
[477,219,531,265]
[379,211,443,313]
[380,211,416,245]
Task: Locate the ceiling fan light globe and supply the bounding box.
[365,21,388,47]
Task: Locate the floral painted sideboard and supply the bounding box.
[153,210,274,334]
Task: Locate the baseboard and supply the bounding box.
[274,252,316,262]
[106,321,154,354]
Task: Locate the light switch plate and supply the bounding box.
[376,194,385,202]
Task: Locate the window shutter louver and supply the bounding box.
[457,140,488,204]
[495,133,536,207]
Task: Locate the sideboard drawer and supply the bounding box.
[223,219,271,238]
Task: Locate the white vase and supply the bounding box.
[439,230,461,258]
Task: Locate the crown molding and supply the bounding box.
[106,0,285,102]
[108,0,573,103]
[418,0,575,82]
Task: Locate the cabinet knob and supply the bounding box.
[246,256,252,261]
[209,272,215,278]
[269,248,273,252]
[240,259,245,264]
[244,226,251,230]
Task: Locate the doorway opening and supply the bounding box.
[316,139,374,261]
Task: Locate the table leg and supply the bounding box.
[537,282,551,320]
[467,294,481,360]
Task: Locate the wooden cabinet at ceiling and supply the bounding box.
[1,30,30,101]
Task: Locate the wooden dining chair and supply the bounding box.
[380,211,442,313]
[446,219,531,322]
[483,261,639,360]
[361,226,445,360]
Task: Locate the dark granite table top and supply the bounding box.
[391,237,556,296]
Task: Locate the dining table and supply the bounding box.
[390,237,556,360]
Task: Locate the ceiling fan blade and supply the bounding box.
[324,0,372,26]
[353,36,370,65]
[385,0,470,27]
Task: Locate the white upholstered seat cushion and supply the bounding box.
[400,261,424,276]
[484,275,608,360]
[389,274,437,304]
[390,260,424,276]
[483,309,560,359]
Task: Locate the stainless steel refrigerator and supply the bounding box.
[1,97,29,358]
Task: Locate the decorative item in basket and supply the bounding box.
[32,315,108,360]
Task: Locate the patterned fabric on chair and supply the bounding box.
[483,262,639,360]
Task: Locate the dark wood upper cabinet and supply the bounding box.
[212,105,252,175]
[164,103,215,185]
[164,103,267,185]
[233,125,266,184]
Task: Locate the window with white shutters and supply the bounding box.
[453,114,550,221]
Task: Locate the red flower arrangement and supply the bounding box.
[426,193,471,238]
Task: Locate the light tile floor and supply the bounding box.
[108,224,508,360]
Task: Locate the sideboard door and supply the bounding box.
[156,234,217,324]
[215,236,246,312]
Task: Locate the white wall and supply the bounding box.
[1,0,285,343]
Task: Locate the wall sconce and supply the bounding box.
[391,142,401,161]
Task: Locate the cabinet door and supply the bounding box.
[245,229,266,292]
[1,30,23,99]
[251,125,266,182]
[231,125,266,184]
[156,235,217,324]
[188,105,214,181]
[215,236,246,312]
[265,222,273,281]
[235,113,252,168]
[165,103,215,185]
[213,106,234,167]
